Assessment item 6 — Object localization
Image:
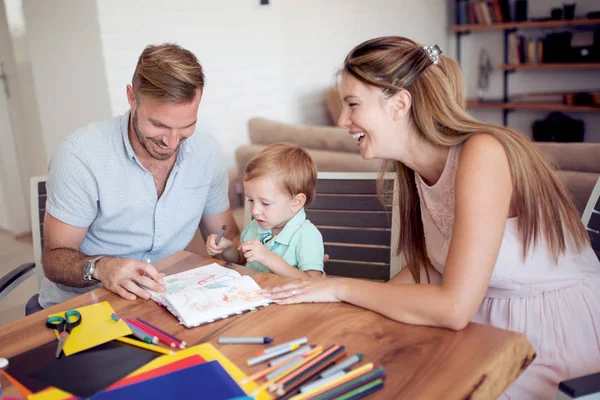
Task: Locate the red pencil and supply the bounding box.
[123,318,160,345]
[129,318,178,348]
[137,318,186,349]
[136,318,186,349]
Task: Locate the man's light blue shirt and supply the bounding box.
[240,208,324,273]
[39,111,229,308]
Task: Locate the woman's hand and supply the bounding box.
[263,277,344,304]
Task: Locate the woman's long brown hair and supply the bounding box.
[343,36,589,283]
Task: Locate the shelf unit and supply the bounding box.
[453,16,600,125]
[467,100,600,113]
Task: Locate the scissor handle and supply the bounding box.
[46,315,65,331]
[64,310,82,332]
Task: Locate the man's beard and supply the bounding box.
[132,111,179,161]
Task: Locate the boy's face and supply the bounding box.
[244,175,303,233]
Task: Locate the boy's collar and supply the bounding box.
[256,208,306,245]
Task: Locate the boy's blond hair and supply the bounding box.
[244,143,317,207]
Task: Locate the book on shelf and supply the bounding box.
[456,0,510,25]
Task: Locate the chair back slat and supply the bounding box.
[38,185,46,258]
[38,181,47,195]
[306,210,391,228]
[319,227,391,246]
[325,261,390,281]
[311,195,388,211]
[324,244,390,263]
[589,230,600,253]
[316,179,378,194]
[589,211,600,232]
[30,177,47,288]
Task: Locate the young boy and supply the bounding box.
[206,143,324,278]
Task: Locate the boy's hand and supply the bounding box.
[206,233,232,256]
[239,240,271,265]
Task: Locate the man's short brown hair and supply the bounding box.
[132,43,205,103]
[244,143,318,207]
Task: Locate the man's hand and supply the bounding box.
[206,233,233,256]
[238,240,271,265]
[94,257,165,301]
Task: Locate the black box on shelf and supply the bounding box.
[532,112,584,142]
[542,32,573,62]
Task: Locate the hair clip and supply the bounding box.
[422,44,442,65]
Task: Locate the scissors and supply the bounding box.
[46,310,82,358]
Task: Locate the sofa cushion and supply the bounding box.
[536,142,600,174]
[235,144,381,182]
[248,117,359,154]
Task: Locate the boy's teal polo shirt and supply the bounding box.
[240,208,324,273]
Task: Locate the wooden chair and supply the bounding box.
[582,177,600,261]
[244,172,402,281]
[556,177,600,398]
[0,176,46,313]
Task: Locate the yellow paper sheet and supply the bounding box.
[48,301,131,356]
[28,343,271,400]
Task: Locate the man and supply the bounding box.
[37,43,239,309]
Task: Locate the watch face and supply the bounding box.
[84,260,93,280]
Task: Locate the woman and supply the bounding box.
[263,36,600,399]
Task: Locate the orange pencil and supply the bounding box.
[250,346,324,397]
[269,345,341,393]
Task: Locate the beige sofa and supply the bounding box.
[228,117,600,231]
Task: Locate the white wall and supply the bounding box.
[0,0,29,234]
[96,0,449,168]
[453,0,600,142]
[22,0,112,162]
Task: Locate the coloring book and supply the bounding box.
[147,263,271,328]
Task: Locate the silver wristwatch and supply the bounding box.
[83,255,105,282]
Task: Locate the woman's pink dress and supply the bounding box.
[415,144,600,399]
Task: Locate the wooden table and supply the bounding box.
[0,251,535,399]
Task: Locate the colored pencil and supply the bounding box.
[215,224,227,245]
[269,345,315,367]
[130,318,175,347]
[310,367,386,400]
[122,318,159,344]
[258,337,308,355]
[320,354,363,378]
[239,346,314,384]
[247,343,301,366]
[116,337,174,356]
[299,370,346,394]
[269,345,341,393]
[274,346,346,396]
[334,378,384,400]
[250,347,324,397]
[137,318,187,349]
[265,357,306,381]
[288,363,374,400]
[110,313,155,344]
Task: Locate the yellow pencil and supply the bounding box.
[116,336,175,356]
[250,346,324,397]
[289,362,374,400]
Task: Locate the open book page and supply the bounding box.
[163,275,271,328]
[146,263,243,303]
[146,263,271,328]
